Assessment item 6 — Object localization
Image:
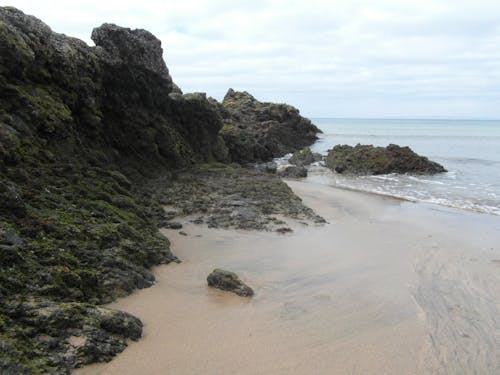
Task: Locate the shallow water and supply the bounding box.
[309,118,500,215]
[76,180,500,375]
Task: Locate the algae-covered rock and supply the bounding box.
[277,165,308,178]
[152,165,323,230]
[0,6,323,373]
[0,6,194,373]
[207,269,254,297]
[0,300,143,373]
[289,147,322,166]
[218,89,321,163]
[326,144,447,175]
[253,161,278,174]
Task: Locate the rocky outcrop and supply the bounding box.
[0,7,321,373]
[0,6,226,176]
[153,165,324,230]
[207,269,254,297]
[219,89,321,163]
[288,147,322,166]
[0,6,223,373]
[1,301,143,371]
[326,144,447,175]
[91,23,173,86]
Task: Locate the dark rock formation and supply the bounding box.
[0,300,143,371]
[218,89,321,163]
[91,23,173,86]
[0,7,322,373]
[277,165,308,178]
[0,6,223,373]
[326,144,447,175]
[207,269,254,297]
[288,147,322,166]
[151,165,323,230]
[253,161,278,174]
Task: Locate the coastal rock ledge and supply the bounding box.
[207,269,254,297]
[326,144,447,175]
[218,89,322,163]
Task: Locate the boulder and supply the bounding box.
[207,269,254,297]
[326,144,447,175]
[288,147,322,166]
[163,221,183,230]
[277,165,308,178]
[253,161,278,174]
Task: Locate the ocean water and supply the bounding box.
[308,118,500,216]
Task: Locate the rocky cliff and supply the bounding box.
[0,7,320,373]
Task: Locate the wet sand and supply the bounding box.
[76,175,500,374]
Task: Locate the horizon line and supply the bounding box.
[307,116,500,121]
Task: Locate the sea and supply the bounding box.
[303,118,500,216]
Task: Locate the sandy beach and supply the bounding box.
[76,174,500,375]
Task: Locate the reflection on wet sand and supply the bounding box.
[76,180,500,375]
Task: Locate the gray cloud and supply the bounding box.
[6,0,500,118]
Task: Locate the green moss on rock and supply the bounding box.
[326,144,447,175]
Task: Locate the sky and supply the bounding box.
[5,0,500,118]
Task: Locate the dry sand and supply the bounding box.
[76,175,500,375]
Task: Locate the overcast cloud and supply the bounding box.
[5,0,500,118]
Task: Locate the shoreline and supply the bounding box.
[76,178,500,374]
[305,165,500,217]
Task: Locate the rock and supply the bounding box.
[0,244,23,265]
[163,221,182,230]
[277,165,308,178]
[326,144,447,175]
[99,310,143,341]
[155,165,323,230]
[0,6,323,373]
[230,207,258,229]
[288,147,322,166]
[253,161,278,174]
[0,181,26,217]
[91,23,173,88]
[276,227,293,234]
[0,300,144,372]
[192,217,204,224]
[218,89,322,163]
[207,269,254,297]
[0,230,24,246]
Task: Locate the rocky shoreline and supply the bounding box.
[0,7,322,374]
[0,7,451,374]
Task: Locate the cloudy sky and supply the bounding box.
[6,0,500,118]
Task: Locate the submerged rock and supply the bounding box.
[277,165,308,178]
[326,144,447,175]
[207,269,254,297]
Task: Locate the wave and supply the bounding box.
[406,176,446,185]
[330,182,500,216]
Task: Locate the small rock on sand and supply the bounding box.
[207,269,254,297]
